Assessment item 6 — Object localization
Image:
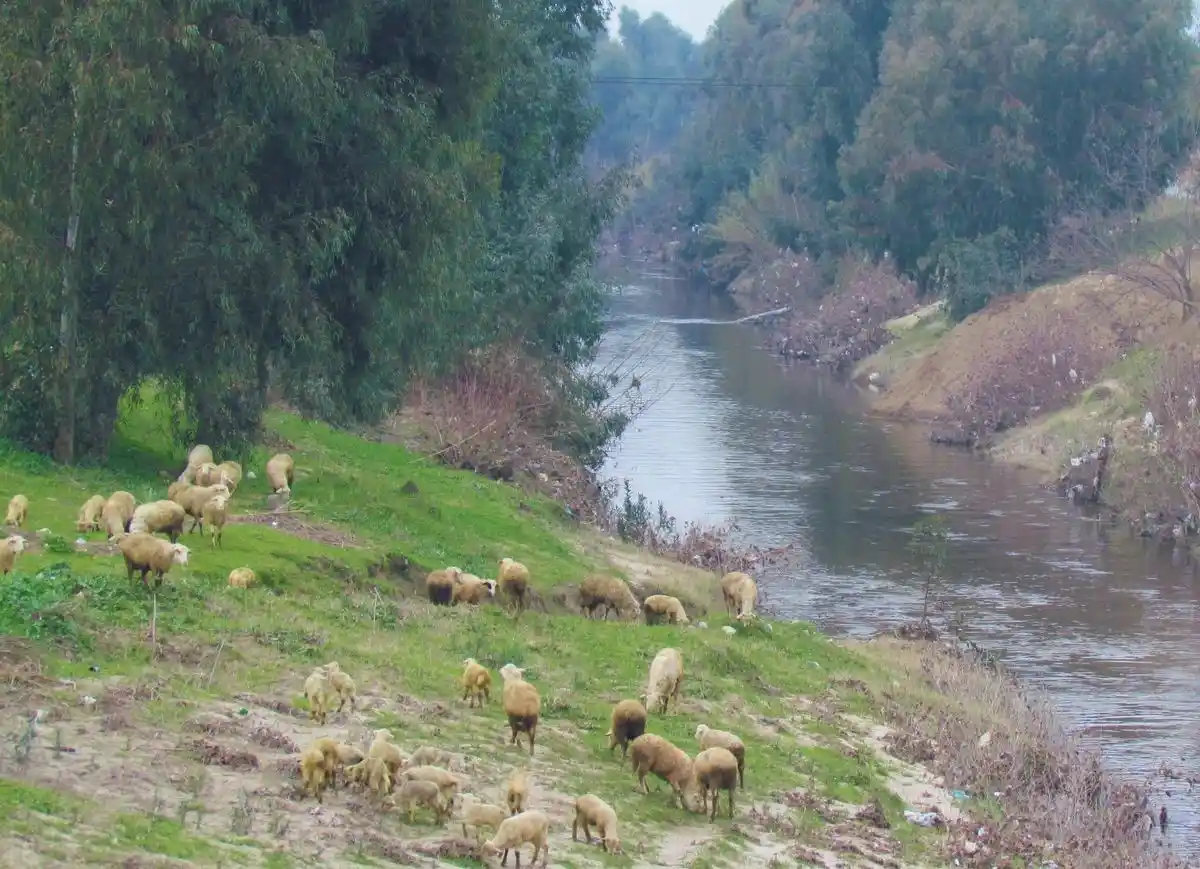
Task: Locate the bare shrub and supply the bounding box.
[880,640,1180,868]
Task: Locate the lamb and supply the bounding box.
[453,572,497,605]
[497,557,530,614]
[459,793,508,842]
[0,535,26,574]
[171,483,230,534]
[128,500,187,542]
[500,663,541,755]
[572,794,621,853]
[299,744,331,801]
[425,566,463,605]
[102,491,136,539]
[5,494,28,527]
[347,756,393,800]
[323,661,357,712]
[628,733,695,810]
[201,494,229,547]
[720,571,758,621]
[396,778,451,824]
[118,532,189,587]
[266,452,295,494]
[367,728,406,775]
[407,746,456,769]
[461,657,492,708]
[642,647,684,714]
[75,495,106,532]
[399,765,461,801]
[482,810,551,868]
[694,747,739,820]
[228,567,256,588]
[302,668,335,726]
[505,768,528,815]
[695,724,746,788]
[578,575,639,620]
[606,699,648,758]
[642,594,689,625]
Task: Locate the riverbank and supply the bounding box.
[0,387,1174,868]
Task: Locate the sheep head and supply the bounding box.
[462,657,478,668]
[325,661,341,672]
[694,724,709,740]
[170,544,190,566]
[6,535,25,553]
[604,833,623,854]
[498,663,525,683]
[483,579,497,596]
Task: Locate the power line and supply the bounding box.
[590,76,794,89]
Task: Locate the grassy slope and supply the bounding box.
[0,389,951,869]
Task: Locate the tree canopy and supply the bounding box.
[619,0,1200,317]
[0,0,618,462]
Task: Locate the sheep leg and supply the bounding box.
[527,725,535,756]
[727,785,734,818]
[500,847,510,867]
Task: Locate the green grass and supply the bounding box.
[0,384,953,867]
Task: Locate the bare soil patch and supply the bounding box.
[228,510,360,548]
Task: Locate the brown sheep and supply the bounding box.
[695,724,746,788]
[4,494,28,528]
[228,567,256,588]
[482,810,550,868]
[118,533,190,587]
[76,495,106,532]
[642,593,689,625]
[461,658,492,708]
[459,793,508,842]
[426,566,463,606]
[578,575,639,620]
[628,734,695,811]
[572,794,621,853]
[453,573,497,605]
[606,699,648,758]
[498,557,530,614]
[694,747,739,820]
[128,500,187,542]
[171,483,230,534]
[299,744,330,801]
[397,779,451,824]
[102,491,136,539]
[500,663,540,755]
[505,767,528,815]
[367,728,406,777]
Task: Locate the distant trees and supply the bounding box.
[0,0,618,462]
[624,0,1200,318]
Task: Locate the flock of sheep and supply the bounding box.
[294,561,761,867]
[3,439,765,867]
[1,443,297,590]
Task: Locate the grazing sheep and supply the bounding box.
[642,594,689,625]
[628,734,695,810]
[228,567,256,588]
[407,746,456,769]
[216,460,242,491]
[323,661,357,712]
[299,744,330,801]
[201,494,229,547]
[426,566,463,606]
[695,724,746,788]
[459,793,508,842]
[500,663,541,755]
[606,699,648,758]
[572,794,621,853]
[266,452,294,494]
[397,778,451,823]
[497,557,530,614]
[308,736,360,789]
[172,483,230,534]
[0,535,26,574]
[506,768,529,815]
[102,491,136,539]
[483,810,550,868]
[75,495,106,532]
[188,444,214,467]
[5,494,28,527]
[400,765,461,801]
[118,532,189,587]
[453,573,497,605]
[578,575,639,620]
[720,571,758,621]
[347,756,393,800]
[694,747,739,820]
[302,669,335,726]
[643,648,684,715]
[462,658,492,708]
[128,500,187,542]
[367,728,406,775]
[193,462,223,487]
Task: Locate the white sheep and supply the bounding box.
[102,491,136,539]
[5,494,28,527]
[228,567,256,588]
[459,793,508,842]
[266,453,294,494]
[719,571,758,621]
[0,535,26,574]
[201,494,229,547]
[482,809,551,868]
[695,724,745,787]
[642,593,689,625]
[75,495,106,532]
[128,500,187,542]
[572,794,621,853]
[643,647,684,714]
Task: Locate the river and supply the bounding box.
[595,272,1200,857]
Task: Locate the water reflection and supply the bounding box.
[596,272,1200,855]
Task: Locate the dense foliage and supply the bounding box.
[0,0,619,462]
[617,0,1199,317]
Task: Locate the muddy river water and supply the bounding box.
[595,273,1200,858]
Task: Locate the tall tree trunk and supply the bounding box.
[53,89,81,465]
